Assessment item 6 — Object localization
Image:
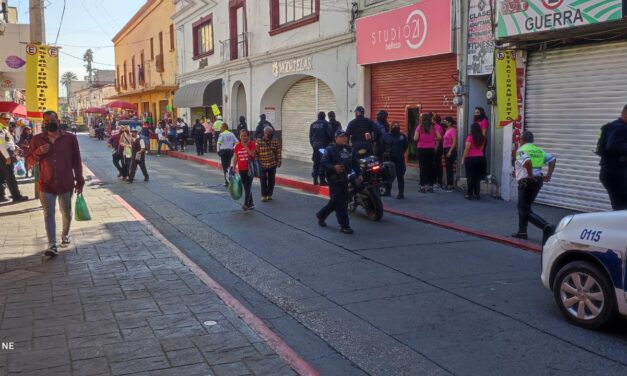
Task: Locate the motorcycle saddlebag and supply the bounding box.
[381,161,397,182]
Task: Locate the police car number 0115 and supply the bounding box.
[580,229,602,243]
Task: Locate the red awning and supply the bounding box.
[0,102,27,117]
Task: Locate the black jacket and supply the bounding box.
[321,143,361,184]
[346,115,379,145]
[192,123,205,139]
[381,131,409,161]
[309,119,333,148]
[255,120,274,139]
[601,118,627,169]
[330,120,342,135]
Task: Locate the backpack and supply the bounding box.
[594,122,612,157]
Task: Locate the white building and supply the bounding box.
[173,0,358,161]
[0,3,29,104]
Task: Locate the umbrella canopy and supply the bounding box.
[0,101,27,117]
[106,101,137,111]
[83,107,108,115]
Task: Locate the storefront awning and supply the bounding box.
[173,79,222,108]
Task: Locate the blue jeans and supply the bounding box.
[157,140,173,154]
[40,191,73,247]
[140,135,150,151]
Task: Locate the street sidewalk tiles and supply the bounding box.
[0,182,296,376]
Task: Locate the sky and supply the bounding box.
[10,0,147,96]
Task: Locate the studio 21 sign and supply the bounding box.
[496,0,624,38]
[355,0,452,65]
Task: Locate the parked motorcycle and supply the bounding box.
[347,155,395,221]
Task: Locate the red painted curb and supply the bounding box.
[168,151,541,253]
[111,193,320,376]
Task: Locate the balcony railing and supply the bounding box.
[220,32,250,63]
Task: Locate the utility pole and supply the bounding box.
[29,0,45,44]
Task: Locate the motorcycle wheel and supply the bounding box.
[364,188,383,221]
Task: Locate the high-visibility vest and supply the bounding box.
[518,143,545,168]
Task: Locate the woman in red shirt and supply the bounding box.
[232,129,257,210]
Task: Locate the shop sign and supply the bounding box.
[355,1,451,65]
[496,0,624,38]
[211,104,221,116]
[468,0,496,76]
[25,44,59,120]
[272,57,312,77]
[495,49,518,127]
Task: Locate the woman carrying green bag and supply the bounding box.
[232,129,256,211]
[228,168,243,200]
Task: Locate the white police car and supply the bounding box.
[541,210,627,329]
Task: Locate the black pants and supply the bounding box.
[168,135,177,149]
[384,157,406,196]
[177,135,187,151]
[129,157,148,181]
[220,149,233,182]
[122,156,131,177]
[311,146,325,179]
[317,182,349,228]
[260,167,277,197]
[239,172,253,207]
[444,147,457,187]
[517,178,549,233]
[600,168,627,210]
[465,156,484,197]
[204,133,213,153]
[434,146,444,186]
[0,155,22,199]
[112,152,125,177]
[194,137,204,155]
[417,148,435,187]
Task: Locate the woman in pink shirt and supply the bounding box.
[474,107,489,136]
[433,114,445,188]
[413,113,442,193]
[461,123,485,200]
[442,117,458,192]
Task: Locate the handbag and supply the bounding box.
[248,158,261,178]
[75,193,92,221]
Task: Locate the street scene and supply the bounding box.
[1,0,627,375]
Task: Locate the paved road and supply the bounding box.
[81,136,627,376]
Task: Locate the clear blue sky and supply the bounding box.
[11,0,146,95]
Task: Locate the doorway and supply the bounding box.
[406,107,420,161]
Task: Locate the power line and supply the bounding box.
[60,51,115,67]
[54,0,67,45]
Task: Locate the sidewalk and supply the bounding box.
[0,175,304,375]
[168,150,577,251]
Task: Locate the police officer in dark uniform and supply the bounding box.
[381,121,409,199]
[316,130,361,234]
[309,111,333,186]
[346,106,379,153]
[328,111,342,135]
[600,104,627,210]
[374,110,390,159]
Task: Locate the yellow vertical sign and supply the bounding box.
[495,49,518,127]
[26,44,59,121]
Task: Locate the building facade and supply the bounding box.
[110,0,178,123]
[173,0,358,162]
[0,3,29,105]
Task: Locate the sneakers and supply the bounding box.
[511,232,528,240]
[419,187,426,193]
[261,196,269,202]
[247,204,255,210]
[340,227,354,234]
[267,196,273,201]
[427,187,434,193]
[144,176,149,182]
[542,225,556,245]
[60,236,71,248]
[433,184,441,189]
[0,196,8,202]
[44,245,58,257]
[396,194,404,199]
[319,179,328,186]
[12,195,28,202]
[316,213,327,227]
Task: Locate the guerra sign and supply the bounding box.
[496,0,624,38]
[356,1,452,65]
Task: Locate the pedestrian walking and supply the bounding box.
[461,123,486,200]
[71,123,77,134]
[442,117,458,192]
[256,126,282,202]
[255,114,274,140]
[599,105,627,210]
[232,130,256,210]
[316,130,362,234]
[414,113,441,193]
[217,123,238,186]
[309,111,333,186]
[202,117,213,153]
[108,129,125,177]
[192,119,205,156]
[381,121,409,199]
[328,111,342,135]
[512,131,556,243]
[127,129,149,183]
[433,114,445,188]
[26,110,84,257]
[119,126,133,180]
[0,112,28,202]
[236,116,247,135]
[140,122,151,152]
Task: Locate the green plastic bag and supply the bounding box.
[228,173,243,200]
[75,193,92,221]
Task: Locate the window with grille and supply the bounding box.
[192,15,214,59]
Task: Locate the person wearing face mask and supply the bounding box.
[119,126,133,180]
[27,110,84,257]
[0,112,28,202]
[381,121,408,199]
[127,129,149,183]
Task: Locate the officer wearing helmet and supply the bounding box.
[316,130,362,234]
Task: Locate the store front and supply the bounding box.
[173,79,223,122]
[356,1,456,160]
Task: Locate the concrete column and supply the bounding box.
[29,0,45,44]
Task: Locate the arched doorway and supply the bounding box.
[232,81,247,127]
[281,77,336,162]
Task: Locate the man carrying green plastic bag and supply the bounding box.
[75,193,91,221]
[228,167,243,200]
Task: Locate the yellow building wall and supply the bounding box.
[112,0,177,122]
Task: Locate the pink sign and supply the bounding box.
[356,0,452,65]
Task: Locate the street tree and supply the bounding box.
[83,49,94,87]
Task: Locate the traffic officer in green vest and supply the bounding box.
[512,131,557,244]
[212,116,224,151]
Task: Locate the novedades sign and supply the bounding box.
[496,0,624,38]
[356,0,452,65]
